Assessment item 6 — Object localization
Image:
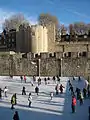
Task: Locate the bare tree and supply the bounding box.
[3,13,29,31]
[69,24,75,35]
[38,13,59,28]
[38,13,59,40]
[73,22,87,35]
[60,25,67,35]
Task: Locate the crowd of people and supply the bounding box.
[68,77,90,113]
[0,76,90,119]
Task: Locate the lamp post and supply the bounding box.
[77,65,80,77]
[31,59,40,77]
[31,61,37,76]
[38,59,41,77]
[61,58,63,77]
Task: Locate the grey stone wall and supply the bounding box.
[0,55,10,75]
[40,58,60,76]
[0,52,90,78]
[62,58,87,77]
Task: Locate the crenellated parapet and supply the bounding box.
[0,51,90,77]
[26,52,88,60]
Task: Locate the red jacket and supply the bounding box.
[24,76,26,81]
[72,97,76,106]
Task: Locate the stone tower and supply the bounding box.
[16,25,32,53]
[45,23,56,52]
[31,25,48,54]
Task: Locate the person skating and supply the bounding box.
[0,88,3,99]
[33,76,36,83]
[79,91,84,105]
[87,84,90,98]
[13,111,19,120]
[75,88,80,100]
[69,85,74,95]
[20,76,23,83]
[47,77,50,84]
[73,77,75,81]
[4,86,8,97]
[57,77,60,83]
[83,88,87,99]
[10,75,13,79]
[28,93,32,107]
[14,93,17,105]
[38,77,41,86]
[78,76,81,82]
[50,92,53,100]
[60,84,65,94]
[24,75,26,83]
[71,95,76,113]
[11,93,17,109]
[84,80,89,90]
[55,84,59,95]
[35,86,39,95]
[57,76,60,83]
[53,76,56,83]
[22,86,26,95]
[68,80,72,87]
[44,78,47,85]
[47,77,50,81]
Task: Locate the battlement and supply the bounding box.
[26,52,88,60]
[0,51,89,77]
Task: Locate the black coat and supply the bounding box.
[35,87,39,93]
[0,88,2,98]
[13,112,19,120]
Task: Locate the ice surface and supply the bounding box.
[0,76,89,120]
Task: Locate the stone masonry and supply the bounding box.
[0,52,90,79]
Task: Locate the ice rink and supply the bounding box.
[0,76,89,120]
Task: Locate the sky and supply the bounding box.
[0,0,90,31]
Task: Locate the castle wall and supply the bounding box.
[55,42,90,53]
[62,58,87,77]
[0,52,90,79]
[64,45,87,52]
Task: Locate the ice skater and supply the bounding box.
[69,84,74,96]
[11,93,17,109]
[38,77,41,85]
[60,84,65,94]
[4,86,8,97]
[22,86,26,95]
[28,93,32,107]
[53,76,56,83]
[71,95,76,113]
[13,111,19,120]
[24,75,26,83]
[83,88,87,99]
[79,91,84,105]
[0,88,3,99]
[55,84,59,95]
[44,78,47,85]
[87,84,90,98]
[75,88,80,100]
[35,86,39,95]
[20,76,23,83]
[50,92,53,100]
[57,76,60,83]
